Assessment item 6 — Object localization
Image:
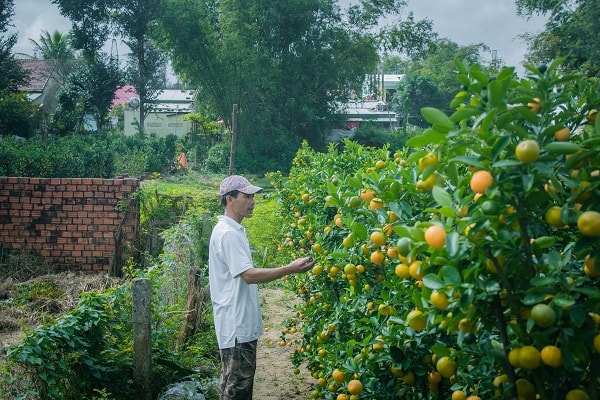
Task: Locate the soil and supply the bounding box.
[0,269,315,400]
[255,287,315,399]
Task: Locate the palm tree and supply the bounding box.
[30,30,77,85]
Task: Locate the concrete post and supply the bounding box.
[132,278,152,399]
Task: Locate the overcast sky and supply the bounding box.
[9,0,546,74]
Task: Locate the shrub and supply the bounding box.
[0,134,115,178]
[110,132,180,176]
[351,122,416,154]
[7,288,135,399]
[244,193,290,269]
[0,90,41,139]
[202,142,230,174]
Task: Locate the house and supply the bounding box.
[114,86,197,137]
[362,73,406,102]
[344,100,398,130]
[18,59,61,115]
[328,74,404,140]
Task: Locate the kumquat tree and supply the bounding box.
[269,60,600,400]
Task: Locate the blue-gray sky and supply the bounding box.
[10,0,546,73]
[403,0,546,71]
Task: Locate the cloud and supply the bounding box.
[404,0,547,72]
[10,0,71,57]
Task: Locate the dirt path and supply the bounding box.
[254,287,315,399]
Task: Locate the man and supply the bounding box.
[208,175,315,400]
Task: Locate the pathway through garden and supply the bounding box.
[253,287,316,399]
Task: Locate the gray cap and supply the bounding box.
[219,175,263,196]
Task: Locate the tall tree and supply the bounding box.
[52,0,123,132]
[0,0,27,92]
[113,0,166,134]
[391,74,446,129]
[51,0,115,61]
[30,30,76,85]
[417,39,493,98]
[389,39,495,130]
[0,0,38,137]
[155,0,435,172]
[53,0,169,135]
[50,55,122,134]
[516,0,600,76]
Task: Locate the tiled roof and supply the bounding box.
[18,59,55,92]
[113,85,138,106]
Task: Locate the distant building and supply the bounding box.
[18,59,61,115]
[362,73,406,102]
[344,100,397,130]
[113,86,197,137]
[328,74,404,140]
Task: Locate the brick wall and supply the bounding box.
[0,176,140,275]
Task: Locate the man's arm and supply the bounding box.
[240,256,315,284]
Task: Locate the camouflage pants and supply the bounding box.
[219,340,257,400]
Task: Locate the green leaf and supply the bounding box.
[445,233,459,258]
[544,141,580,154]
[487,78,508,107]
[530,276,556,287]
[441,265,461,285]
[393,224,413,238]
[421,107,454,132]
[446,161,459,187]
[451,156,485,169]
[450,107,480,123]
[522,293,546,305]
[431,343,452,357]
[330,250,349,259]
[553,293,575,309]
[572,287,600,298]
[423,273,445,289]
[390,346,404,363]
[471,69,488,84]
[533,236,556,249]
[438,206,457,218]
[546,250,563,270]
[492,160,521,168]
[350,222,368,240]
[569,306,587,328]
[432,186,453,208]
[491,136,511,161]
[406,128,447,147]
[473,109,497,133]
[522,174,535,191]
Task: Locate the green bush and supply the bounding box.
[7,288,135,399]
[0,90,41,138]
[244,193,290,269]
[202,142,230,174]
[0,134,115,178]
[0,132,181,178]
[350,122,416,153]
[110,132,180,176]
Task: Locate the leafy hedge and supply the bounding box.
[0,133,180,178]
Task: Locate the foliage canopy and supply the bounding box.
[155,0,435,173]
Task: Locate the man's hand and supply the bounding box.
[288,256,316,273]
[241,256,316,284]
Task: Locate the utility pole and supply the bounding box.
[228,104,238,176]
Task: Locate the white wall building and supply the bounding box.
[123,89,196,137]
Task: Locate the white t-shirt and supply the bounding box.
[208,215,263,349]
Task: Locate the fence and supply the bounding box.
[0,176,140,276]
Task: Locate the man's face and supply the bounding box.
[227,192,256,222]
